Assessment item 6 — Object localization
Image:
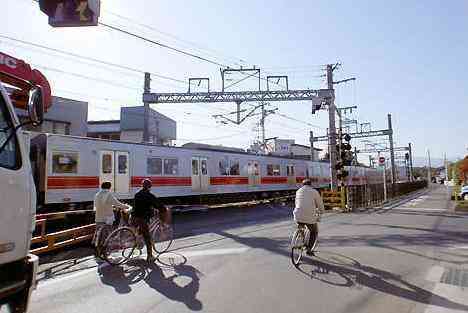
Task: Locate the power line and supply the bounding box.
[103,10,247,67]
[0,34,188,85]
[99,22,226,67]
[34,64,141,90]
[275,112,325,129]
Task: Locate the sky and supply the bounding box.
[2,0,467,166]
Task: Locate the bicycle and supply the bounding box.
[290,214,320,266]
[94,208,137,266]
[148,209,174,254]
[94,207,174,265]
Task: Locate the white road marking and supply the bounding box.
[423,283,468,313]
[421,266,468,313]
[38,247,249,288]
[447,245,468,250]
[426,266,445,282]
[395,207,446,212]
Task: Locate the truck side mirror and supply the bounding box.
[28,88,44,126]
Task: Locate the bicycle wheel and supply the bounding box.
[103,227,137,265]
[291,229,305,266]
[152,223,174,254]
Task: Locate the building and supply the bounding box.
[15,95,88,136]
[88,106,177,145]
[270,138,321,160]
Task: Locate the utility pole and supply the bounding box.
[143,72,151,143]
[427,149,432,185]
[260,102,266,151]
[444,153,448,181]
[388,114,396,185]
[310,131,315,161]
[408,142,414,182]
[326,64,338,190]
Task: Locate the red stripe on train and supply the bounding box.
[131,176,191,187]
[210,176,249,185]
[261,177,288,184]
[47,176,100,189]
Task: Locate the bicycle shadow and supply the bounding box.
[98,258,148,294]
[97,252,203,310]
[297,252,468,311]
[144,261,203,311]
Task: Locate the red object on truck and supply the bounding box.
[0,51,52,111]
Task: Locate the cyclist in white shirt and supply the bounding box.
[293,179,324,256]
[92,181,131,249]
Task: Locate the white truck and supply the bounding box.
[0,51,50,312]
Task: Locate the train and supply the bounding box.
[28,132,383,212]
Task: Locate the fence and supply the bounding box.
[347,180,428,210]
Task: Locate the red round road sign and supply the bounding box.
[378,156,385,165]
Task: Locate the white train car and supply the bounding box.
[30,133,382,211]
[30,133,333,209]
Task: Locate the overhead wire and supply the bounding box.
[0,35,188,85]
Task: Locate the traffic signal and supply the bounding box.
[39,0,100,27]
[336,133,352,182]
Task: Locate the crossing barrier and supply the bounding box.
[31,210,96,255]
[321,188,346,210]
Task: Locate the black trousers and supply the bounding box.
[298,222,318,250]
[133,217,153,258]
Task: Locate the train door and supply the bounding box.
[99,151,130,195]
[287,164,296,185]
[191,156,209,191]
[248,160,260,186]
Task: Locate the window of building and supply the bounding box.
[267,164,281,176]
[147,157,162,175]
[219,157,229,175]
[52,151,78,174]
[229,159,240,176]
[164,158,178,175]
[0,98,20,170]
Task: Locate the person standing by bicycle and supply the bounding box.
[133,179,166,263]
[293,179,324,256]
[92,181,131,252]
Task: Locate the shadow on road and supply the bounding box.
[97,254,203,310]
[144,262,203,311]
[297,252,468,312]
[217,229,468,312]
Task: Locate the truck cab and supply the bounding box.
[0,51,49,312]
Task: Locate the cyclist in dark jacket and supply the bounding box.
[133,179,165,262]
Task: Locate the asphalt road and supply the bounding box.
[28,185,468,313]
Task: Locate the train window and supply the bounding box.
[192,159,199,175]
[147,157,162,175]
[52,151,78,174]
[229,159,240,176]
[164,158,179,175]
[219,157,229,176]
[201,159,207,175]
[267,164,281,176]
[101,154,112,174]
[118,155,128,174]
[254,163,259,176]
